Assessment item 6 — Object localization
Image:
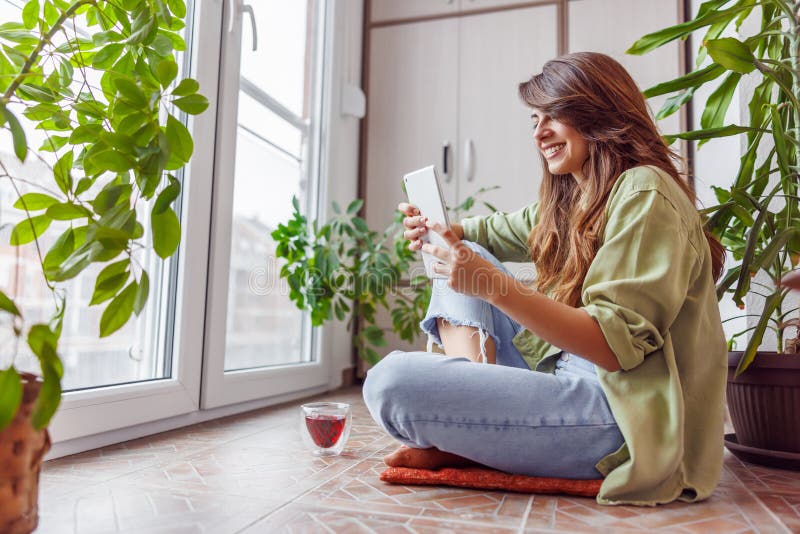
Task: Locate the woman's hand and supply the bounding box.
[398,202,427,251]
[422,221,509,302]
[782,271,800,291]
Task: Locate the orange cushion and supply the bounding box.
[380,466,602,497]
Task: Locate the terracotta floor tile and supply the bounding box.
[241,502,519,533]
[38,388,798,533]
[679,515,752,534]
[36,483,283,534]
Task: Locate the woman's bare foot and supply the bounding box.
[383,446,480,470]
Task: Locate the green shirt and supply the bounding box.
[461,166,727,506]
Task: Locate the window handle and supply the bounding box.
[227,0,258,52]
[242,4,258,51]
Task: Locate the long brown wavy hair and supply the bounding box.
[518,52,724,307]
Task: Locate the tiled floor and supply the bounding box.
[37,387,798,533]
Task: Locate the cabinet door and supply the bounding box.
[568,0,682,138]
[370,0,459,23]
[365,18,459,233]
[461,0,545,12]
[457,5,558,216]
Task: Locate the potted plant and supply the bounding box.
[0,1,206,531]
[271,190,497,366]
[629,0,799,468]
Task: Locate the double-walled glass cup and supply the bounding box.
[300,402,352,456]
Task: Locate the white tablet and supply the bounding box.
[403,165,451,279]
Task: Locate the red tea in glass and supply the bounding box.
[305,414,347,448]
[300,402,351,456]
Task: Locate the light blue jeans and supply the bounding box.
[363,242,624,479]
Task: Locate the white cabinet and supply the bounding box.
[370,0,535,24]
[370,0,459,23]
[568,0,683,137]
[458,5,557,216]
[365,4,558,233]
[365,18,459,232]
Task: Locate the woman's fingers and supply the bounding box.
[403,226,427,240]
[403,215,426,229]
[420,243,450,261]
[398,202,420,217]
[431,262,451,276]
[408,239,423,251]
[408,239,422,252]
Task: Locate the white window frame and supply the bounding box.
[200,0,333,409]
[47,0,219,445]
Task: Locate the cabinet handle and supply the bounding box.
[464,138,475,182]
[442,142,451,182]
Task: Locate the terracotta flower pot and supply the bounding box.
[0,373,51,534]
[726,352,800,468]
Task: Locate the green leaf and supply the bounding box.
[43,227,76,273]
[627,4,751,55]
[53,150,74,195]
[134,271,149,315]
[151,206,181,258]
[100,282,137,337]
[69,124,104,144]
[10,215,51,245]
[664,125,759,144]
[171,94,208,115]
[39,135,70,152]
[92,43,124,69]
[75,178,93,195]
[705,37,756,74]
[84,146,135,175]
[30,360,61,430]
[2,106,27,161]
[13,193,59,211]
[156,58,178,88]
[115,78,149,108]
[92,183,132,215]
[21,0,40,30]
[770,106,791,181]
[735,291,782,376]
[91,260,130,305]
[346,199,364,215]
[129,6,157,45]
[167,0,187,19]
[153,175,180,213]
[643,63,725,98]
[171,78,198,96]
[47,241,103,282]
[164,114,192,169]
[150,34,174,56]
[45,202,92,220]
[0,288,21,317]
[0,368,22,431]
[656,88,695,120]
[700,72,741,131]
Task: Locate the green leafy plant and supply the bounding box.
[0,0,207,431]
[271,188,499,364]
[629,0,800,375]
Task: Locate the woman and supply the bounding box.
[362,52,728,506]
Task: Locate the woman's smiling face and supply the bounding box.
[531,110,590,182]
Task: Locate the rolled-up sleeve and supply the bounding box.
[582,190,699,371]
[460,203,537,263]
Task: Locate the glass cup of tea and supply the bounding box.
[300,402,352,456]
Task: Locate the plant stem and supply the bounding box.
[2,0,95,102]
